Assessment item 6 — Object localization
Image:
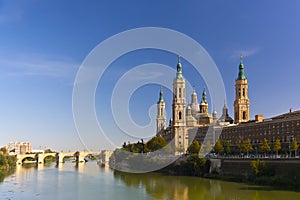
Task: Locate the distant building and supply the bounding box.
[7,141,32,155]
[156,56,300,154]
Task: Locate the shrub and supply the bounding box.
[251,159,267,177]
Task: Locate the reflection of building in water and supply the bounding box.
[7,141,32,155]
[75,162,85,173]
[157,56,300,153]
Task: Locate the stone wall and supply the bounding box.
[210,158,300,179]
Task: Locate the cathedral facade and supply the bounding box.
[156,56,239,153]
[156,56,300,154]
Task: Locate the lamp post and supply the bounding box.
[255,146,258,157]
[289,136,293,158]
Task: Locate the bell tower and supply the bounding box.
[199,88,209,114]
[156,86,166,134]
[172,55,188,153]
[234,56,250,123]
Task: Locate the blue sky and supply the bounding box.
[1,0,300,151]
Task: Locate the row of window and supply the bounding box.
[174,87,185,98]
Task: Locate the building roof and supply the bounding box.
[271,110,300,120]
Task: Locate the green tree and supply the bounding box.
[0,147,8,155]
[291,138,299,157]
[240,138,253,156]
[260,138,271,157]
[251,159,267,177]
[273,138,281,156]
[205,140,212,153]
[222,140,231,154]
[214,140,224,155]
[146,135,167,152]
[185,155,207,176]
[0,154,8,168]
[187,140,201,154]
[44,149,56,153]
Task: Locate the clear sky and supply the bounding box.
[1,0,300,151]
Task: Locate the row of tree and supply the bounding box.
[187,137,299,157]
[121,135,168,153]
[118,135,299,157]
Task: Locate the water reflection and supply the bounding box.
[113,171,300,200]
[1,163,300,200]
[0,167,15,183]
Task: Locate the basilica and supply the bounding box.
[156,56,300,154]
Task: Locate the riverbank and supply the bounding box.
[204,173,300,191]
[159,156,300,191]
[0,154,17,182]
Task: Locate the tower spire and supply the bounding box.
[201,88,207,103]
[158,86,164,103]
[176,55,182,78]
[237,55,246,80]
[156,86,166,133]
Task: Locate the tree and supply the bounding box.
[0,147,8,155]
[260,138,271,157]
[0,154,8,168]
[185,155,207,176]
[214,140,224,155]
[251,159,267,177]
[44,149,56,153]
[273,138,281,156]
[291,138,299,157]
[122,142,127,149]
[222,140,231,154]
[240,138,253,156]
[205,140,212,153]
[146,135,167,152]
[187,140,201,155]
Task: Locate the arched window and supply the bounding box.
[179,111,182,120]
[243,111,246,120]
[238,88,241,97]
[242,88,245,97]
[179,88,182,98]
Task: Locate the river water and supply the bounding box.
[1,162,300,200]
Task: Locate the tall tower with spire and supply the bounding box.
[190,87,199,115]
[234,56,250,123]
[172,55,188,153]
[199,88,209,114]
[156,86,166,134]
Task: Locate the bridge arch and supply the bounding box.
[20,155,37,164]
[58,152,77,163]
[43,154,57,163]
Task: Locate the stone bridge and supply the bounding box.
[16,151,112,165]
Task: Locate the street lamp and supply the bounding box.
[289,136,294,158]
[255,146,258,157]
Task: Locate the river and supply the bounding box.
[1,162,300,200]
